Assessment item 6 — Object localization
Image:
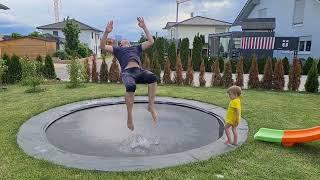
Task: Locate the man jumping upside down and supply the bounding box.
[100,17,158,131]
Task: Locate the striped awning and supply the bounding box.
[241,36,275,50]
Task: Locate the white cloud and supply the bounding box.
[0,0,246,39]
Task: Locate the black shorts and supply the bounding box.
[122,67,157,92]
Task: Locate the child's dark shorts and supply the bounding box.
[122,67,157,92]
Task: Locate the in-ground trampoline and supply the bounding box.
[17,97,248,171]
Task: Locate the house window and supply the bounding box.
[293,0,305,25]
[306,41,312,51]
[53,31,58,36]
[258,8,267,18]
[92,32,94,39]
[282,40,289,48]
[299,41,305,51]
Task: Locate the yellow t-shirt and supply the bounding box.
[226,98,241,126]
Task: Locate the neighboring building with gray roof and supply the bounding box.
[0,4,9,10]
[233,0,320,59]
[37,19,102,56]
[163,16,232,48]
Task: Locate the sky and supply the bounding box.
[0,0,247,41]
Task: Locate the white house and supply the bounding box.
[37,19,102,57]
[163,16,232,49]
[233,0,320,59]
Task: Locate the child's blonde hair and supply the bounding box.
[227,86,242,97]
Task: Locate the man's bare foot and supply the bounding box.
[224,140,230,145]
[127,119,134,131]
[148,105,158,126]
[232,142,238,146]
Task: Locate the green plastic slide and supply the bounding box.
[254,128,284,143]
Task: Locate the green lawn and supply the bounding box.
[0,83,319,179]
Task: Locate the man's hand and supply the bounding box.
[137,17,146,29]
[105,21,113,33]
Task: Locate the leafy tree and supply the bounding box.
[77,43,91,58]
[317,59,320,75]
[28,31,44,38]
[62,17,81,57]
[21,58,44,92]
[154,37,165,69]
[67,58,84,88]
[152,49,161,83]
[35,55,44,76]
[84,58,91,82]
[11,33,23,39]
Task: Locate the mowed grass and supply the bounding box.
[0,83,319,180]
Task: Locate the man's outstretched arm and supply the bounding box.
[137,17,154,50]
[100,21,114,53]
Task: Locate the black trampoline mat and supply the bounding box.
[46,103,223,157]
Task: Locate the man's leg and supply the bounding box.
[137,69,158,125]
[123,73,137,131]
[125,92,135,131]
[148,82,158,125]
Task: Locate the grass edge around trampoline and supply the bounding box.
[0,83,319,179]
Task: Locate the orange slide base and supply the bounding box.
[282,126,320,147]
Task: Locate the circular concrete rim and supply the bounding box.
[17,96,248,172]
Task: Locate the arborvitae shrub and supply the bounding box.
[222,61,233,88]
[91,55,98,82]
[235,57,244,87]
[261,58,273,89]
[43,55,56,79]
[168,42,177,70]
[7,54,22,83]
[288,58,302,91]
[211,59,222,86]
[185,57,194,86]
[162,58,172,84]
[142,54,151,71]
[305,60,319,93]
[248,55,260,89]
[199,58,206,87]
[109,57,121,83]
[174,55,184,85]
[84,58,90,82]
[272,60,285,90]
[99,59,109,83]
[282,57,290,75]
[303,57,314,75]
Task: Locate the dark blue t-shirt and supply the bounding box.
[113,45,143,70]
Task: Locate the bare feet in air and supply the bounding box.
[127,117,134,131]
[148,105,158,127]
